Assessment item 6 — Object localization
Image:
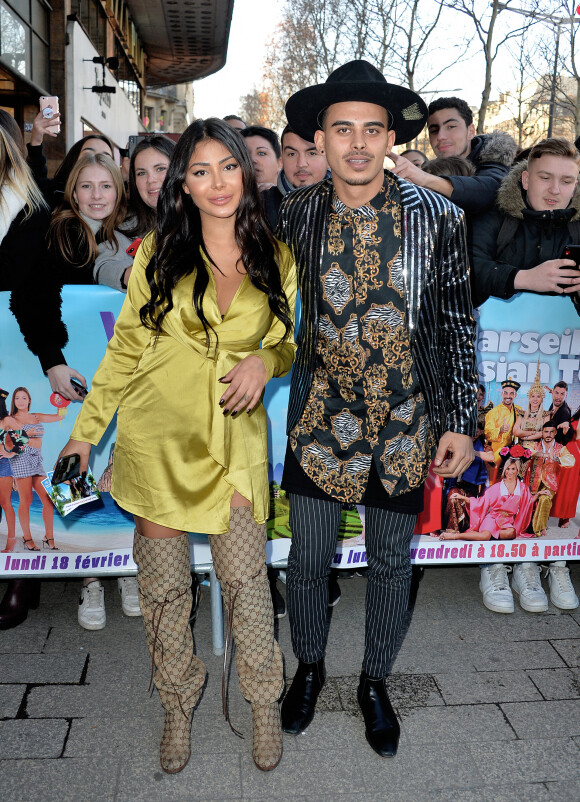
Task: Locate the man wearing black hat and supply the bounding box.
[276,60,477,757]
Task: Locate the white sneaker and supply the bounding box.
[117,577,141,616]
[512,563,548,613]
[479,564,514,613]
[547,562,579,610]
[78,580,106,630]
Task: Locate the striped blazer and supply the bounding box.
[276,173,478,442]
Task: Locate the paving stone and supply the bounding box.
[392,641,476,674]
[240,745,362,799]
[333,674,359,714]
[284,710,362,752]
[550,638,580,667]
[469,640,566,671]
[544,780,580,802]
[400,703,516,744]
[116,750,242,801]
[42,615,145,653]
[357,741,484,793]
[65,714,160,758]
[526,667,580,700]
[3,558,580,800]
[0,756,119,802]
[0,684,26,717]
[425,785,550,802]
[486,610,580,642]
[0,652,87,684]
[0,619,51,653]
[387,672,445,708]
[435,670,543,705]
[0,719,69,758]
[469,737,580,783]
[405,614,500,644]
[501,699,580,739]
[26,684,124,718]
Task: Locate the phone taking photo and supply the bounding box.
[562,244,580,269]
[39,96,60,134]
[70,377,88,398]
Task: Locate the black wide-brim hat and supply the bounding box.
[285,60,428,146]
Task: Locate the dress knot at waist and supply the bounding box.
[206,347,261,472]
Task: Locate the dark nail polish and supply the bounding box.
[223,408,229,415]
[219,399,224,406]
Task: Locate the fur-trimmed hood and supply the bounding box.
[496,160,580,222]
[470,131,517,168]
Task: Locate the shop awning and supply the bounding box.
[126,0,234,87]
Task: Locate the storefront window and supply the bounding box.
[31,30,46,86]
[0,1,49,88]
[71,0,108,55]
[31,0,48,40]
[0,4,27,77]
[119,78,141,117]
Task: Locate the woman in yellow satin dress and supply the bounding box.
[57,119,296,774]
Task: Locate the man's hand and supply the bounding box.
[513,259,580,294]
[432,431,474,478]
[387,151,454,198]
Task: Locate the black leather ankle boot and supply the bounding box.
[281,658,325,734]
[357,672,400,757]
[0,579,41,630]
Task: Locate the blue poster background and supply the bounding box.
[1,287,580,577]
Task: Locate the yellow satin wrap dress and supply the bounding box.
[71,234,297,534]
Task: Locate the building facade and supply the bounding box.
[0,0,231,171]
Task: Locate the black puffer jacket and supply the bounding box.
[469,160,580,310]
[447,131,517,215]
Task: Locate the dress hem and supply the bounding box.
[110,491,267,535]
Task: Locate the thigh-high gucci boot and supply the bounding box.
[133,530,207,773]
[209,507,284,771]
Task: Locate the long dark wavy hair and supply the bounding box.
[123,135,176,239]
[139,118,292,347]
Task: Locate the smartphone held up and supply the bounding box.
[39,96,60,134]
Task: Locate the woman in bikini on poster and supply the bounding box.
[9,387,63,550]
[0,388,21,553]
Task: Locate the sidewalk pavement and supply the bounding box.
[1,563,580,801]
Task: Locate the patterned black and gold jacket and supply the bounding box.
[276,172,478,443]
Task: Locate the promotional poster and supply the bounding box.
[1,287,579,577]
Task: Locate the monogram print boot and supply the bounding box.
[133,529,206,773]
[209,507,284,771]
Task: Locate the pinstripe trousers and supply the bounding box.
[286,493,417,678]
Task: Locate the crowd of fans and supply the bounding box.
[1,96,580,630]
